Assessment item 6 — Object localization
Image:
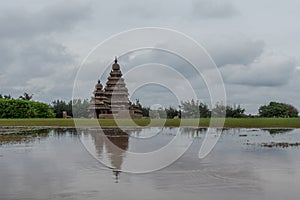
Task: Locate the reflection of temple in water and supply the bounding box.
[88,127,208,182]
[90,128,131,182]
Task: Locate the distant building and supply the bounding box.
[89,58,143,119]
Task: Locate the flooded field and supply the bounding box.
[0,127,300,200]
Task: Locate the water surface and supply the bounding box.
[0,127,300,200]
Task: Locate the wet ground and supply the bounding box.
[0,127,300,200]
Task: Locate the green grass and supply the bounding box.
[0,118,299,128]
[0,118,76,127]
[222,118,300,128]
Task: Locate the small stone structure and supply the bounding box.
[62,111,68,119]
[89,58,143,119]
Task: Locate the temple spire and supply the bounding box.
[90,57,142,119]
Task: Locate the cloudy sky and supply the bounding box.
[0,0,299,114]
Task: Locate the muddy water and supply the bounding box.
[0,127,300,200]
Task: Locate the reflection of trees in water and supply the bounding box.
[0,128,79,145]
[263,129,294,135]
[180,128,207,138]
[52,128,77,137]
[0,128,51,145]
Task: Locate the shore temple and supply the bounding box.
[89,57,142,119]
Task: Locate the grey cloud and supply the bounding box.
[207,36,265,67]
[221,53,297,87]
[20,38,74,69]
[117,0,239,20]
[192,0,239,19]
[2,38,74,80]
[0,1,91,101]
[0,40,16,67]
[117,0,194,20]
[130,84,180,108]
[224,68,300,114]
[0,1,91,39]
[119,51,210,106]
[0,37,77,101]
[118,1,166,19]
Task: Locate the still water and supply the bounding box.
[0,127,300,200]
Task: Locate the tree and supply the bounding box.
[135,99,150,117]
[72,99,90,118]
[51,100,72,118]
[211,103,226,117]
[226,105,245,118]
[284,103,299,117]
[31,101,55,118]
[149,106,167,119]
[141,106,150,117]
[259,102,299,118]
[165,107,180,119]
[134,100,180,119]
[180,99,200,118]
[199,103,211,118]
[19,92,33,101]
[0,94,12,99]
[180,100,212,118]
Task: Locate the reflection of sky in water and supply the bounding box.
[0,128,300,200]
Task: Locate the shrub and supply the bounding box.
[0,99,55,118]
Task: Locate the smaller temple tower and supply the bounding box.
[89,80,110,117]
[90,58,143,119]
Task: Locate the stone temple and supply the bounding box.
[89,57,142,119]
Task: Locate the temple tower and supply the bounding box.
[90,57,143,119]
[104,57,131,115]
[90,80,110,117]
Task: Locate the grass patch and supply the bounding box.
[223,118,300,128]
[0,118,299,128]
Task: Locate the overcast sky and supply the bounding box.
[0,0,299,114]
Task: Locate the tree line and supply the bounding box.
[137,99,246,119]
[51,99,90,118]
[137,99,298,119]
[0,93,298,118]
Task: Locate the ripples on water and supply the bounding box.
[0,127,300,200]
